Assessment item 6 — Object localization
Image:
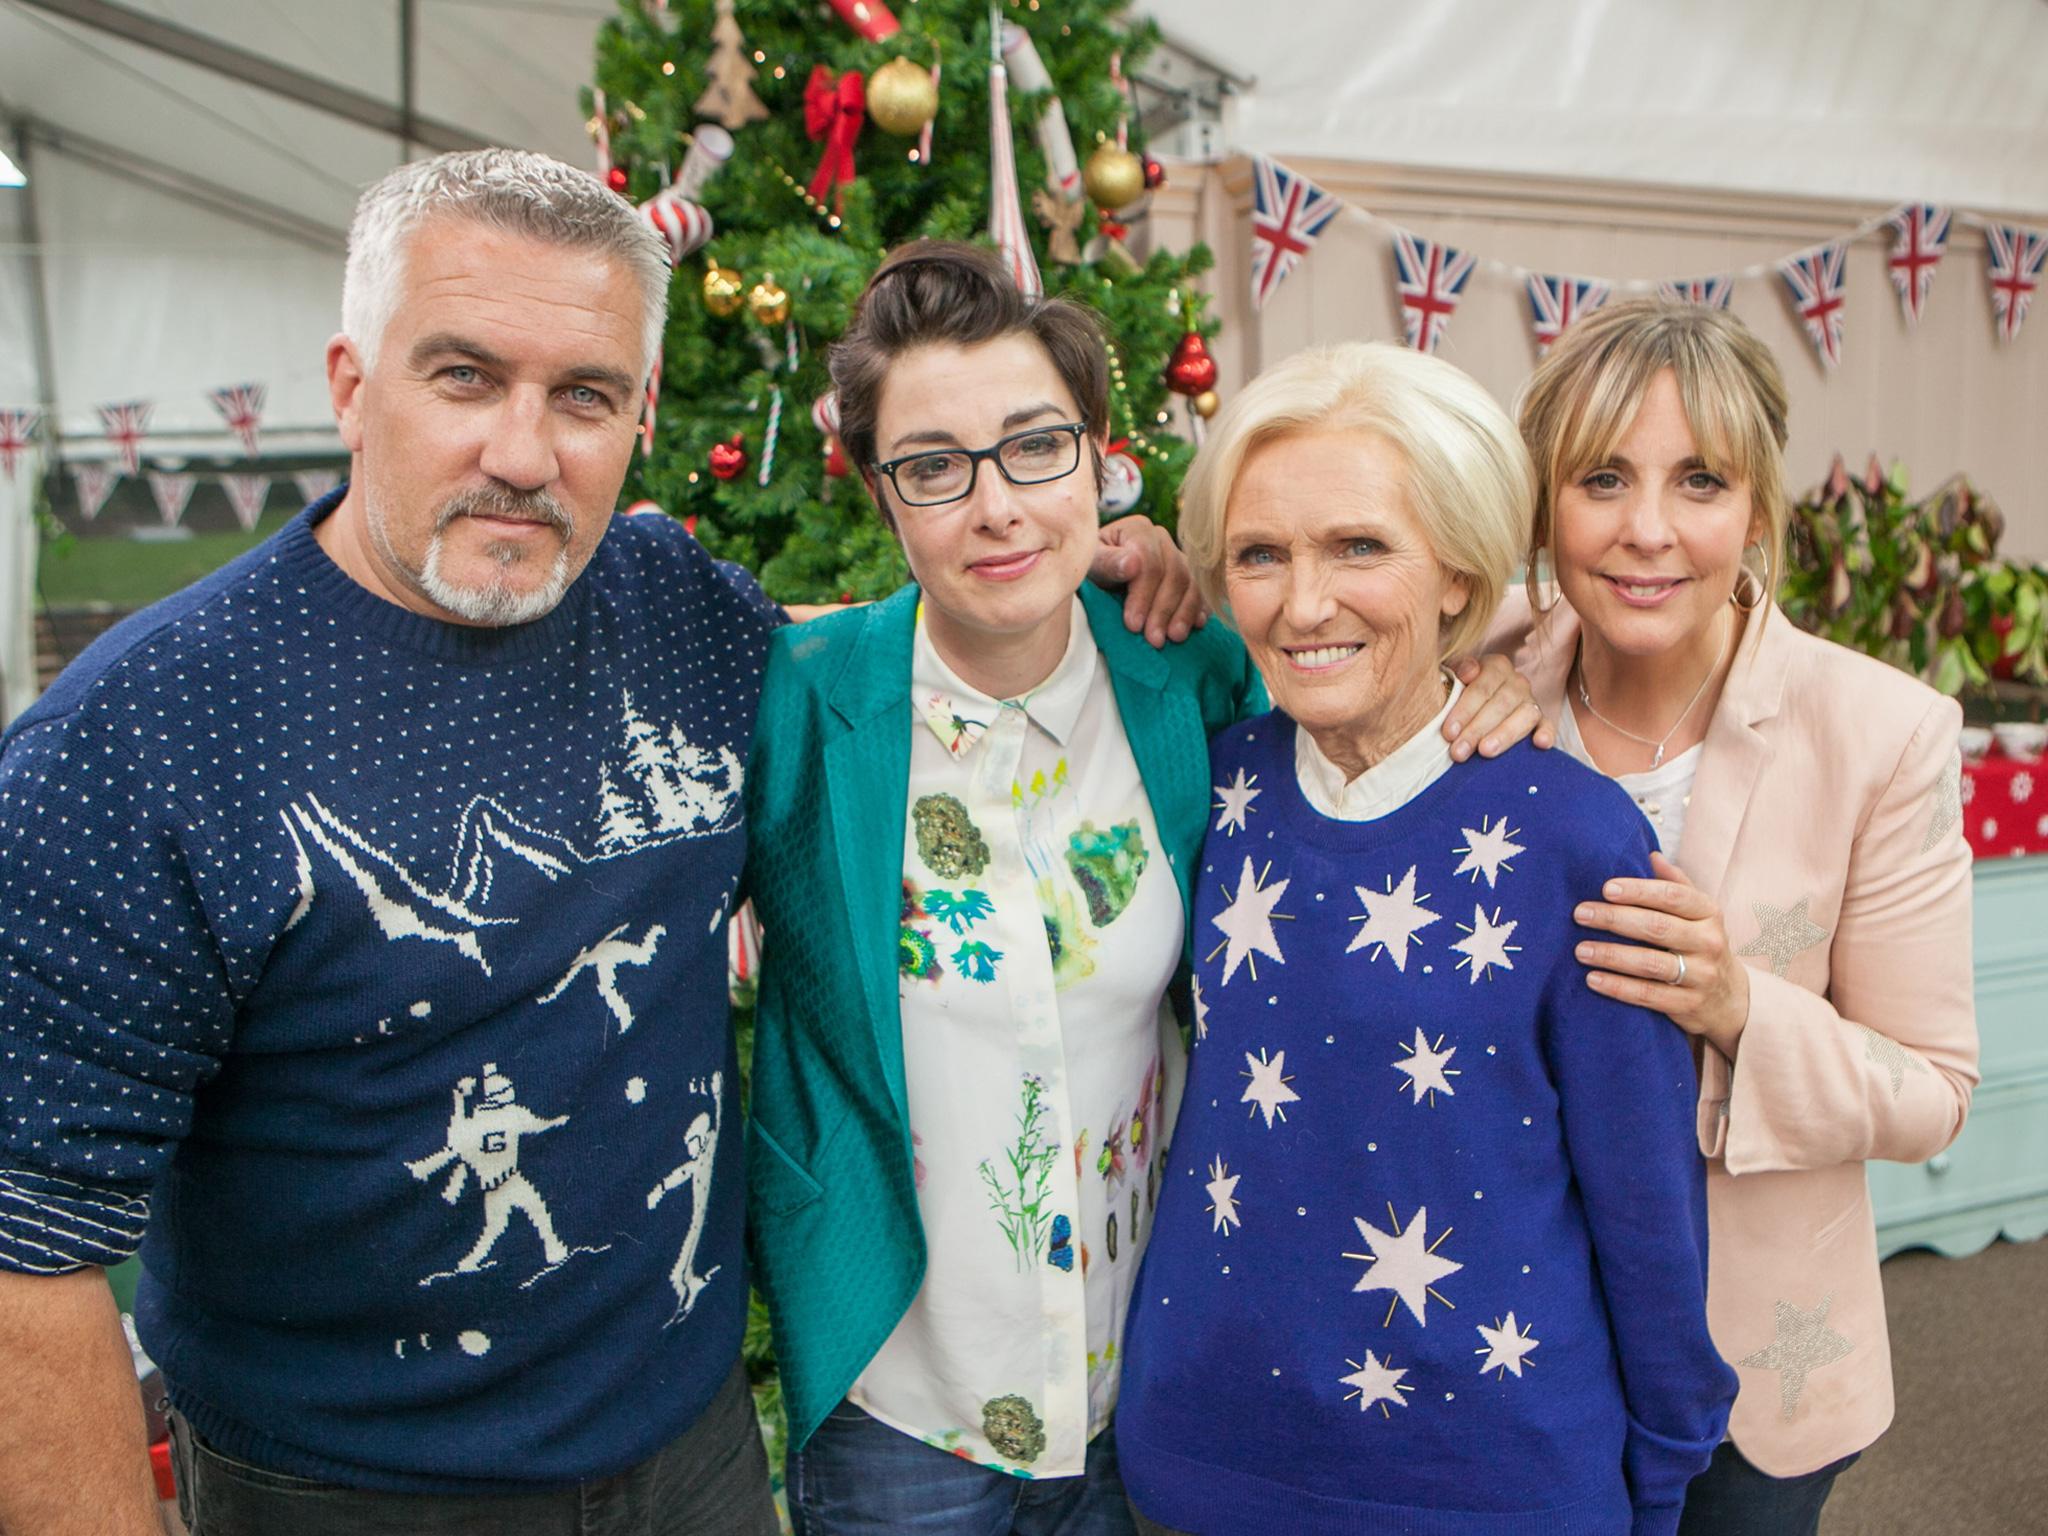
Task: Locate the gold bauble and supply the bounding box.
[867,56,938,137]
[702,264,744,317]
[746,274,792,326]
[1083,144,1145,212]
[1192,389,1221,419]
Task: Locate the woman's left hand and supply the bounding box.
[1444,654,1552,760]
[1573,851,1751,1060]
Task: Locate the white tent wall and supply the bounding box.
[1148,156,2048,557]
[1164,0,2048,214]
[35,153,343,455]
[1,458,37,726]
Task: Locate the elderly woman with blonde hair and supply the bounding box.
[1114,340,1734,1536]
[1501,298,1976,1535]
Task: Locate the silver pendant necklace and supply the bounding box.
[1573,622,1731,770]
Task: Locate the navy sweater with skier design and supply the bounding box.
[1117,715,1734,1536]
[0,494,782,1490]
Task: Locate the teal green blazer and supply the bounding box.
[743,582,1264,1454]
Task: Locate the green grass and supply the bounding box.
[37,514,298,610]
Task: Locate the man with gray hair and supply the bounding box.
[0,148,1198,1534]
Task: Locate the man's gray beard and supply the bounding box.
[370,485,577,627]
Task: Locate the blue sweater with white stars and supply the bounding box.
[0,494,783,1490]
[1117,716,1735,1536]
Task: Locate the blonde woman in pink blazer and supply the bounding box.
[1494,298,1978,1536]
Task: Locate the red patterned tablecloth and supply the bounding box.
[1963,752,2048,859]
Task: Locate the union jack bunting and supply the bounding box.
[1984,223,2048,344]
[0,408,39,481]
[1392,229,1475,354]
[1525,273,1612,355]
[73,462,119,521]
[985,61,1042,300]
[1656,276,1734,310]
[1250,155,1340,310]
[1777,241,1850,370]
[148,471,197,528]
[293,468,342,506]
[97,400,152,474]
[222,473,273,532]
[208,382,267,458]
[1884,204,1950,327]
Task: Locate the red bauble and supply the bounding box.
[1164,331,1218,396]
[606,165,629,193]
[1143,154,1167,191]
[709,432,748,480]
[823,436,850,477]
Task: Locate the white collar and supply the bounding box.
[911,596,1097,758]
[1293,675,1463,822]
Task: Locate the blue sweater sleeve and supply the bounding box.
[0,716,236,1273]
[1540,812,1736,1535]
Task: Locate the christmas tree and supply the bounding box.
[589,0,1217,606]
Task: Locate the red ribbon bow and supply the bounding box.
[805,66,865,207]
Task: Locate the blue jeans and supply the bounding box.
[788,1401,1137,1536]
[1677,1441,1860,1536]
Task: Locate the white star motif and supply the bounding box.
[1347,865,1441,971]
[1737,897,1828,978]
[1240,1047,1300,1128]
[1475,1312,1540,1378]
[1212,767,1261,835]
[1207,856,1292,986]
[1451,904,1520,984]
[1861,1026,1919,1099]
[1737,1293,1853,1420]
[1339,1349,1412,1416]
[1205,1154,1242,1235]
[1453,815,1525,887]
[1393,1027,1459,1106]
[1191,974,1211,1041]
[1923,751,1962,852]
[1345,1203,1462,1326]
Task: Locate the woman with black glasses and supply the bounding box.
[741,241,1538,1535]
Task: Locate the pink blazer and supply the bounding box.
[1490,591,1978,1476]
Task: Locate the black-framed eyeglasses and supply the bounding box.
[871,423,1087,508]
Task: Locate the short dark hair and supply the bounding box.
[830,240,1110,495]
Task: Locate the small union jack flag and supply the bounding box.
[148,471,197,528]
[222,473,272,531]
[293,469,342,507]
[1777,241,1850,370]
[0,407,39,481]
[1656,276,1734,310]
[1250,155,1340,310]
[1884,204,1950,328]
[1984,223,2048,344]
[73,462,120,521]
[1525,273,1612,355]
[209,383,267,458]
[98,400,152,474]
[1392,230,1475,354]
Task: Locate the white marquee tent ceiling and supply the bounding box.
[1,0,2046,453]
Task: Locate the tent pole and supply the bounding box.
[8,121,63,460]
[398,0,417,161]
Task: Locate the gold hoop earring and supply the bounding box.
[1732,540,1768,612]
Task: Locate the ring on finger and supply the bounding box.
[1669,952,1687,987]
